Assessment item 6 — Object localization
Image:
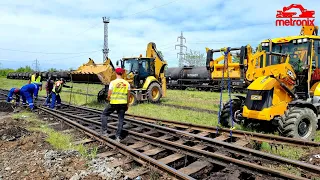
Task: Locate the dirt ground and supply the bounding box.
[0,111,99,180]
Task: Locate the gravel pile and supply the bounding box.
[70,157,124,180]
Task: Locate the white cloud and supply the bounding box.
[0,0,319,70]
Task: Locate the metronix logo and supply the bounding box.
[276,4,315,26]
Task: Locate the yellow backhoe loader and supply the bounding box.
[220,25,320,140]
[205,44,266,93]
[71,42,168,105]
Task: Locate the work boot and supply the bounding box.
[101,130,108,136]
[115,136,121,143]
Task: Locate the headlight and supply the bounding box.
[297,39,302,43]
[303,38,308,42]
[293,40,297,43]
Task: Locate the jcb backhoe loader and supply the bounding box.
[205,44,266,92]
[220,25,320,140]
[71,42,168,105]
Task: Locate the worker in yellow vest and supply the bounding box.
[28,72,42,91]
[101,68,130,142]
[45,78,72,109]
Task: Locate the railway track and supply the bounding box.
[1,89,320,179]
[1,88,320,149]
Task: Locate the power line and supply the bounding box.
[32,59,40,71]
[175,31,187,67]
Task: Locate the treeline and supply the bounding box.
[0,66,34,77]
[0,66,64,77]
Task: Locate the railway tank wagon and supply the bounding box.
[166,66,214,91]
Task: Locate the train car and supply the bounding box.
[166,66,216,91]
[41,71,49,81]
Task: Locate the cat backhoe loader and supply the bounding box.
[71,42,167,105]
[220,25,320,140]
[205,44,266,92]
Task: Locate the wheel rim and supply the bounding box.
[232,110,242,124]
[151,87,160,100]
[298,119,310,137]
[129,94,135,105]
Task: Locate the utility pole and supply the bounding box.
[175,31,187,67]
[102,17,110,62]
[33,59,40,71]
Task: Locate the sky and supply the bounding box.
[0,0,319,71]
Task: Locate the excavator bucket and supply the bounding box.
[71,58,116,84]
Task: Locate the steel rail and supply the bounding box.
[67,103,320,147]
[54,107,320,175]
[39,107,194,180]
[1,89,319,147]
[41,106,311,180]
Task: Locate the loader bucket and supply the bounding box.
[71,58,116,84]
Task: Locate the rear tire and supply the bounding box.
[129,92,137,106]
[279,107,318,141]
[147,83,162,103]
[220,98,243,127]
[97,88,107,104]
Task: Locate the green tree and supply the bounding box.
[48,68,58,72]
[232,52,241,63]
[0,68,15,77]
[184,49,206,66]
[158,50,164,59]
[16,65,33,72]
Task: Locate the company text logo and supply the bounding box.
[276,4,315,26]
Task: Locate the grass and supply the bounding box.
[13,111,98,160]
[259,142,307,160]
[2,77,320,159]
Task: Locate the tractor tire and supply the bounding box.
[97,88,107,104]
[129,92,138,106]
[147,83,162,103]
[220,98,243,127]
[279,107,318,141]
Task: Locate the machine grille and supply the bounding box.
[245,89,273,111]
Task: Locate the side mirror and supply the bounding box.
[116,61,119,66]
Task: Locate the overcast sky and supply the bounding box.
[0,0,318,71]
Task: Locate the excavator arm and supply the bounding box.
[300,25,319,36]
[146,42,168,97]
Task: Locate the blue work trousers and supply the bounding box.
[50,92,61,109]
[21,90,34,109]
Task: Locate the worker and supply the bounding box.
[28,72,42,91]
[46,78,72,109]
[20,83,40,111]
[7,88,20,105]
[101,68,130,142]
[45,75,55,103]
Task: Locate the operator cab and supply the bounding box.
[261,38,320,99]
[116,57,155,88]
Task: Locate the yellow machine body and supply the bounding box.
[243,25,319,121]
[243,62,295,121]
[72,42,167,104]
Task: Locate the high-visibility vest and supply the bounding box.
[110,79,129,104]
[52,81,63,94]
[31,74,41,84]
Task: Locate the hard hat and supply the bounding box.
[14,88,20,93]
[115,68,124,75]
